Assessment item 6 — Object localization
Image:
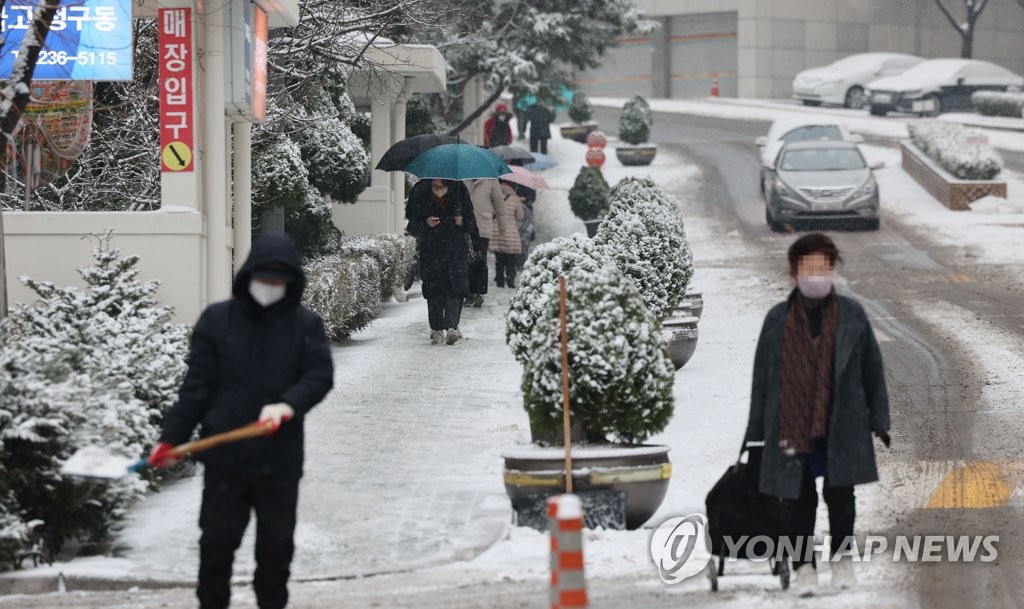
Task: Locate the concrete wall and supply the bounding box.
[588,0,1024,100]
[3,210,206,324]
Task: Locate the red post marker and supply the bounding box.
[710,74,720,98]
[585,131,607,150]
[585,148,605,170]
[548,494,587,609]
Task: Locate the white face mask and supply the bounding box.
[249,280,286,307]
[797,275,833,299]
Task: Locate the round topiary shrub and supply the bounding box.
[521,265,674,445]
[568,91,594,124]
[619,96,651,145]
[568,166,611,221]
[594,178,693,318]
[506,235,604,364]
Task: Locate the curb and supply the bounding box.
[0,574,193,596]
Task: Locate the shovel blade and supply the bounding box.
[60,446,145,480]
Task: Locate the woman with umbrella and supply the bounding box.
[405,179,479,345]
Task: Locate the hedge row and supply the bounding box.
[971,91,1024,118]
[907,121,1003,180]
[303,234,417,341]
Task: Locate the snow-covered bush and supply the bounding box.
[506,235,604,364]
[338,234,418,302]
[0,236,190,565]
[303,254,383,341]
[594,178,693,319]
[521,266,674,444]
[972,91,1024,118]
[618,96,651,145]
[908,121,1003,180]
[568,91,594,124]
[568,166,611,221]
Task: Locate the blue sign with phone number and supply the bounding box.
[0,0,132,81]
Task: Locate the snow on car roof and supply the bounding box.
[899,58,1010,80]
[830,52,920,67]
[766,117,846,139]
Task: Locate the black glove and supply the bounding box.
[875,430,891,448]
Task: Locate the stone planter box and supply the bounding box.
[502,445,671,530]
[583,218,603,238]
[559,122,599,143]
[900,141,1007,211]
[615,144,657,166]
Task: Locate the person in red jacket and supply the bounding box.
[483,103,513,148]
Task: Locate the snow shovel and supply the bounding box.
[60,420,277,481]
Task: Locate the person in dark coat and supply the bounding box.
[743,233,890,596]
[405,178,479,345]
[148,233,334,609]
[512,92,529,140]
[483,103,513,148]
[526,103,553,154]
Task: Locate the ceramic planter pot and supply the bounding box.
[502,444,671,530]
[615,144,657,166]
[662,316,699,370]
[684,290,704,320]
[559,122,599,143]
[583,219,603,238]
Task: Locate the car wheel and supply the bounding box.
[921,94,942,117]
[801,100,822,107]
[844,86,866,109]
[869,105,888,116]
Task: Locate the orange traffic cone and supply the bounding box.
[710,74,720,98]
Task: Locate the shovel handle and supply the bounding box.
[168,420,276,459]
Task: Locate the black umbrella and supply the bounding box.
[488,145,536,166]
[376,133,460,171]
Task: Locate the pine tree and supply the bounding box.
[618,96,652,145]
[568,91,594,124]
[594,178,693,318]
[0,235,189,560]
[521,265,674,444]
[505,235,604,364]
[568,166,611,221]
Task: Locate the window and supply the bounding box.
[780,148,866,172]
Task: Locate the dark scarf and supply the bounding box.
[778,289,838,455]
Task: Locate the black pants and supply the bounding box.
[427,295,463,330]
[514,111,528,138]
[529,134,549,154]
[468,237,490,295]
[494,253,518,287]
[786,461,855,568]
[198,465,300,609]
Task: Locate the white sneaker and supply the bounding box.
[793,563,818,597]
[430,330,444,345]
[830,557,856,590]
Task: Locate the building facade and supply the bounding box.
[579,0,1024,100]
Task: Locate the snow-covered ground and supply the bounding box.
[8,102,1024,606]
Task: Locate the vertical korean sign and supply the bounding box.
[159,8,193,172]
[252,4,267,122]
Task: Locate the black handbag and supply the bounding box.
[705,444,785,559]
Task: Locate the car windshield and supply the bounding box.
[780,148,866,171]
[780,125,844,143]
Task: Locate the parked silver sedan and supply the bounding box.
[764,141,881,232]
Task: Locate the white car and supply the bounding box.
[792,53,924,109]
[866,58,1024,117]
[755,118,863,194]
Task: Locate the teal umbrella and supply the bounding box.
[515,86,574,112]
[404,144,511,180]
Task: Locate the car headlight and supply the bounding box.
[855,178,877,198]
[775,177,795,197]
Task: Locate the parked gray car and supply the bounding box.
[764,141,881,232]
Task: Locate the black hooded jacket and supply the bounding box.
[159,233,334,478]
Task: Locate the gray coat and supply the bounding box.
[744,292,890,500]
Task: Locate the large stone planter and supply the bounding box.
[559,122,599,143]
[583,219,603,238]
[684,290,703,320]
[615,144,657,166]
[900,141,1007,211]
[502,445,671,530]
[662,316,699,370]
